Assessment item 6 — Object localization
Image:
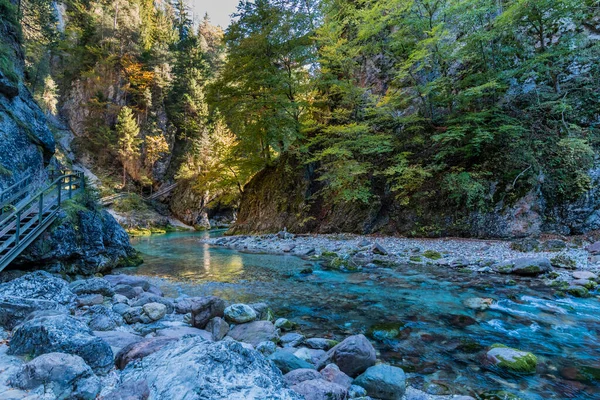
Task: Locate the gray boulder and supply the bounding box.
[0,296,66,330]
[8,314,113,374]
[294,347,327,365]
[11,352,101,400]
[206,317,229,341]
[113,284,140,299]
[275,318,296,331]
[224,303,257,324]
[83,305,124,331]
[69,278,114,297]
[190,296,225,329]
[317,335,376,377]
[142,303,167,321]
[119,336,302,399]
[353,364,406,400]
[131,293,174,314]
[320,363,353,389]
[269,349,316,374]
[115,337,178,370]
[291,379,347,400]
[93,331,143,356]
[281,332,305,348]
[228,320,278,347]
[284,369,323,386]
[77,294,104,307]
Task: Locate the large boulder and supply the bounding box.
[16,209,141,276]
[190,296,226,329]
[224,304,258,324]
[93,330,143,356]
[10,352,101,400]
[283,369,323,386]
[353,364,406,400]
[317,334,376,377]
[8,314,113,374]
[82,305,124,331]
[228,320,279,347]
[0,271,76,329]
[0,271,75,305]
[119,336,302,399]
[69,278,114,297]
[290,379,347,400]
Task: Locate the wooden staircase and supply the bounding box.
[0,171,85,272]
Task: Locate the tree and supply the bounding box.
[116,106,142,187]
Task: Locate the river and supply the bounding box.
[122,231,600,399]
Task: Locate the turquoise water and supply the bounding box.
[126,231,600,399]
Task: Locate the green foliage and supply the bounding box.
[0,42,18,83]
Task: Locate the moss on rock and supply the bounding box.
[487,344,537,374]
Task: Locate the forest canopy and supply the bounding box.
[7,0,600,219]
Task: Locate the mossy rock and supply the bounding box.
[367,322,405,341]
[321,251,338,258]
[409,256,423,263]
[423,250,442,260]
[487,344,537,374]
[567,286,590,298]
[550,254,576,270]
[482,391,523,400]
[127,228,152,237]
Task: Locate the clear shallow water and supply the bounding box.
[126,231,600,399]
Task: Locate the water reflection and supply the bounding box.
[127,232,600,399]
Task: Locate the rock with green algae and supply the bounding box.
[486,344,537,373]
[482,390,523,400]
[366,322,405,341]
[423,250,442,260]
[567,285,590,298]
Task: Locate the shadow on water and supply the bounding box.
[123,231,600,399]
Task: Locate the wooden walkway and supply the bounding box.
[0,171,85,272]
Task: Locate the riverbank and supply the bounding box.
[204,232,600,296]
[0,270,479,400]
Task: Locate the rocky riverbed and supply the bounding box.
[0,270,480,400]
[204,233,600,297]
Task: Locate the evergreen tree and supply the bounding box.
[116,106,142,187]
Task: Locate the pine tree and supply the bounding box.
[116,106,142,187]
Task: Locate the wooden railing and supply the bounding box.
[0,171,85,272]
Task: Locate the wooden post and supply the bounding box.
[57,179,62,207]
[15,211,21,245]
[38,192,43,225]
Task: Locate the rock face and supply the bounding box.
[119,336,303,399]
[0,18,54,193]
[8,313,113,374]
[231,153,600,238]
[317,334,377,377]
[11,352,101,400]
[353,364,407,400]
[16,207,141,276]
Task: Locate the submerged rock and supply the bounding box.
[9,313,113,374]
[463,297,494,311]
[119,336,302,399]
[367,322,405,341]
[317,334,376,377]
[11,352,101,400]
[353,364,406,400]
[486,344,538,373]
